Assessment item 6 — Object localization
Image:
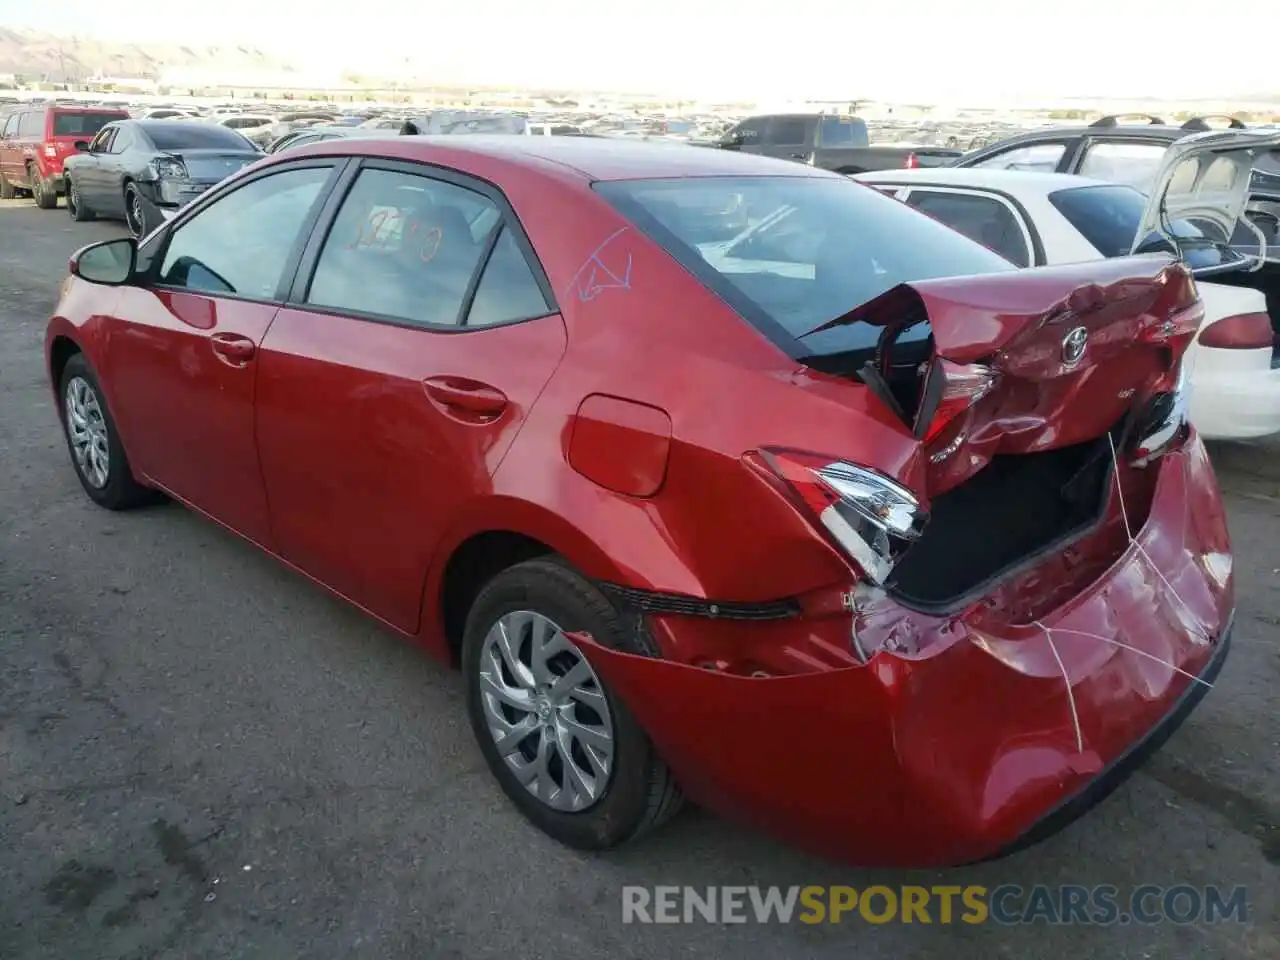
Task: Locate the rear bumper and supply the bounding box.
[575,436,1234,867]
[983,612,1231,862]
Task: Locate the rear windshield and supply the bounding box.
[595,175,1015,357]
[1048,184,1249,270]
[144,124,256,152]
[52,112,123,137]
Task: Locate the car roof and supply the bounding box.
[856,167,1115,194]
[288,133,835,182]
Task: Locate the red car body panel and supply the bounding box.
[44,136,1234,865]
[573,436,1232,867]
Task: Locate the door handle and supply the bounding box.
[423,377,508,417]
[210,332,256,366]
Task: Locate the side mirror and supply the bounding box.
[69,237,137,286]
[73,140,89,152]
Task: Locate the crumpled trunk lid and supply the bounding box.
[837,256,1203,497]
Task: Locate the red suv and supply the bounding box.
[0,104,129,208]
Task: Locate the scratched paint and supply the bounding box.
[568,227,633,303]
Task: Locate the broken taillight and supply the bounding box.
[914,358,999,444]
[1130,361,1192,466]
[757,448,928,585]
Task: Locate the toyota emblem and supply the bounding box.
[1062,326,1088,366]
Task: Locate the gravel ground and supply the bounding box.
[1,197,1277,959]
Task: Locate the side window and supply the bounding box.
[158,166,331,298]
[973,142,1067,173]
[766,117,808,146]
[90,128,116,153]
[306,168,495,327]
[465,227,550,327]
[905,190,1031,267]
[19,111,42,137]
[1077,141,1168,189]
[730,118,765,143]
[108,128,132,153]
[1,114,18,138]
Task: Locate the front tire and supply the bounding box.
[462,557,683,850]
[59,353,157,510]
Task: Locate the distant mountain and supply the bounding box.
[0,28,293,81]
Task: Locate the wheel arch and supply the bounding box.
[423,495,677,665]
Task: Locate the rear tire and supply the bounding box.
[58,353,160,511]
[0,171,14,200]
[30,166,57,209]
[462,557,683,850]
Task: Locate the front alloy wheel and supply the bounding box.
[478,610,616,812]
[64,375,110,489]
[58,353,159,511]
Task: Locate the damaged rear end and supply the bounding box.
[573,252,1232,866]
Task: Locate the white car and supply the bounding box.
[856,134,1280,441]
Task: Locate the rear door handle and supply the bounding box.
[210,332,256,366]
[423,377,508,417]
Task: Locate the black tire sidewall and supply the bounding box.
[68,178,90,220]
[59,354,141,509]
[461,559,661,850]
[125,186,144,238]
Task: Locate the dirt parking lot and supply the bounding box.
[1,198,1277,959]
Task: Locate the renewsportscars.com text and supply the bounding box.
[621,884,1249,926]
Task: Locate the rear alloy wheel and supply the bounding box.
[67,178,94,221]
[462,557,683,849]
[124,185,150,239]
[59,353,158,510]
[30,166,57,209]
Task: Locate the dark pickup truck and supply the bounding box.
[714,113,961,174]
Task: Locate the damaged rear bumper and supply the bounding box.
[574,436,1234,867]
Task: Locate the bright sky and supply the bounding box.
[0,0,1268,102]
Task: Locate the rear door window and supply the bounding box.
[304,168,497,327]
[1076,141,1168,189]
[765,117,808,147]
[903,189,1032,266]
[18,112,44,137]
[464,227,551,327]
[971,142,1067,172]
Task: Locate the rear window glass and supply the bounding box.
[52,112,123,137]
[1049,183,1248,270]
[595,176,1015,357]
[144,124,256,151]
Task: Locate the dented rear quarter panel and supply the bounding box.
[571,435,1233,867]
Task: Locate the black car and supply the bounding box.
[63,120,263,237]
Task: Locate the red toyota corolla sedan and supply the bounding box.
[45,135,1234,867]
